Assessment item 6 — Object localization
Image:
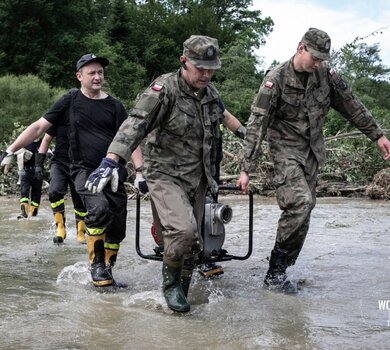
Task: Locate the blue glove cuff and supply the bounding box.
[102,157,119,169]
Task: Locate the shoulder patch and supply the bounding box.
[151,83,163,91]
[264,81,273,89]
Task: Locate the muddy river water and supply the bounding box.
[0,195,389,350]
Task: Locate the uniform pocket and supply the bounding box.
[279,92,301,120]
[163,98,196,137]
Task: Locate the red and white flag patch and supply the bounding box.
[151,83,163,91]
[264,81,273,89]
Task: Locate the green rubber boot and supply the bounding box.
[162,259,190,313]
[263,249,297,294]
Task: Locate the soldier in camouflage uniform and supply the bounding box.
[237,28,390,294]
[85,35,225,313]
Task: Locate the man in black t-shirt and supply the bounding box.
[1,53,143,288]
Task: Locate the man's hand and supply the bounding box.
[377,135,390,160]
[134,173,149,194]
[0,151,14,174]
[85,157,119,194]
[236,170,250,194]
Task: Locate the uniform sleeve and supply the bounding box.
[241,75,278,173]
[108,80,169,161]
[328,68,384,141]
[217,97,225,113]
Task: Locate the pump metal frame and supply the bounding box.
[135,185,253,262]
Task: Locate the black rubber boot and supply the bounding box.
[162,259,190,313]
[263,249,297,294]
[105,248,128,289]
[87,234,113,287]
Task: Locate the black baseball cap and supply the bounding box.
[76,53,109,71]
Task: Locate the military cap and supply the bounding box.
[302,28,331,60]
[76,53,109,71]
[183,35,221,70]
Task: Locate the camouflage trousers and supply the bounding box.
[147,177,207,262]
[272,152,318,266]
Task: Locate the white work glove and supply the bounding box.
[85,157,119,193]
[134,173,149,194]
[0,151,14,174]
[15,148,33,175]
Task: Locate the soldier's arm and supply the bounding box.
[328,68,384,142]
[241,78,277,174]
[108,81,169,162]
[222,109,246,139]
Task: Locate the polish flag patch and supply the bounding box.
[151,83,163,91]
[264,81,273,89]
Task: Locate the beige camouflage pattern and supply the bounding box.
[242,58,384,262]
[108,70,223,197]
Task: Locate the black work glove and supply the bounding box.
[234,125,247,140]
[34,153,46,181]
[134,173,149,194]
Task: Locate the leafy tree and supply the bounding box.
[0,0,106,88]
[214,38,263,123]
[0,74,64,141]
[325,33,390,136]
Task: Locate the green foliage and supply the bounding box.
[0,0,273,92]
[0,74,64,141]
[214,39,263,123]
[325,32,390,137]
[0,0,105,88]
[322,137,387,185]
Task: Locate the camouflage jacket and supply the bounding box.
[108,70,223,196]
[242,58,384,172]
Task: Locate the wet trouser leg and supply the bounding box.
[148,178,207,310]
[150,199,164,253]
[72,166,127,285]
[69,174,87,243]
[19,170,32,218]
[273,153,318,265]
[49,162,69,242]
[147,178,207,262]
[29,170,43,216]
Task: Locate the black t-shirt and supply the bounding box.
[24,140,41,168]
[46,124,70,165]
[44,90,127,169]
